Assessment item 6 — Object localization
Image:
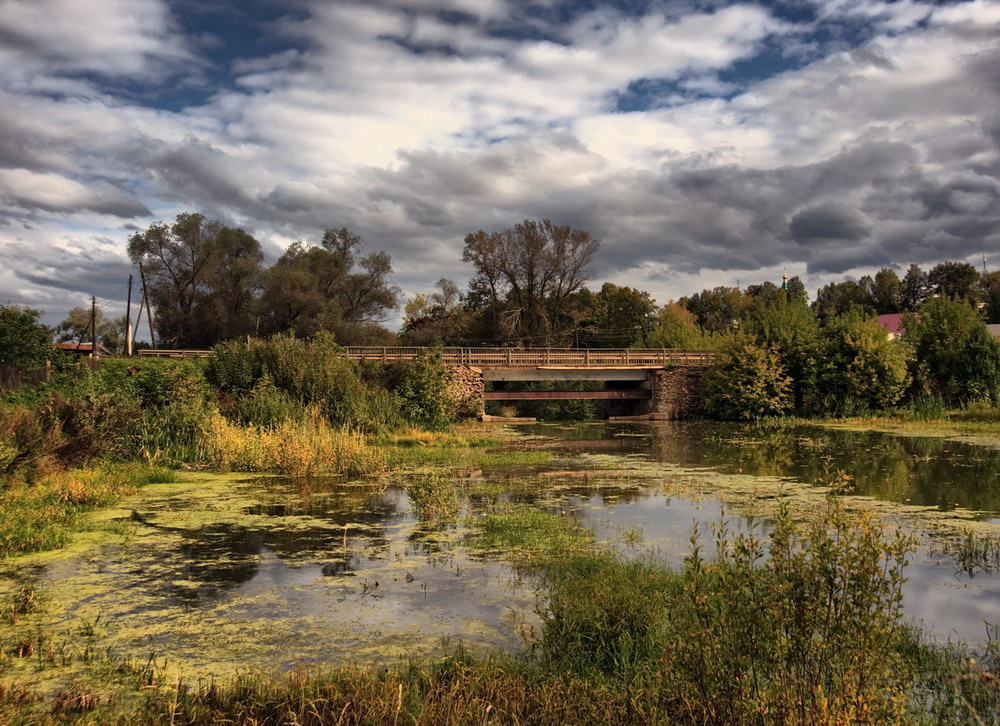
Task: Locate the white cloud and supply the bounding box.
[0,0,193,80]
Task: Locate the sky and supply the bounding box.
[1,0,998,333]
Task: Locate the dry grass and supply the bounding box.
[202,409,385,477]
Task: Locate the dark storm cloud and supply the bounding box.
[152,141,251,212]
[5,238,135,306]
[790,204,872,244]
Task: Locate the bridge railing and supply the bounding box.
[343,347,716,367]
[137,346,716,366]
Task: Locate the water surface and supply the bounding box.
[4,421,999,680]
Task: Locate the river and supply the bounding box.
[4,420,999,680]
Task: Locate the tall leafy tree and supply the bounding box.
[904,296,1000,404]
[257,228,399,344]
[127,213,263,348]
[743,290,821,412]
[901,264,930,311]
[679,286,745,333]
[813,280,875,322]
[0,305,51,366]
[980,271,1000,324]
[462,219,600,346]
[871,268,903,314]
[402,278,467,345]
[928,261,980,302]
[642,302,705,348]
[575,283,656,348]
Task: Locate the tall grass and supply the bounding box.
[202,409,385,477]
[0,464,174,557]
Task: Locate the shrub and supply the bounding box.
[905,296,1000,405]
[816,309,912,415]
[703,335,794,420]
[396,345,455,429]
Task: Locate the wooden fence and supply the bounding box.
[0,358,101,392]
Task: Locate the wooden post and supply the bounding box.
[91,296,98,358]
[139,262,157,349]
[125,274,133,357]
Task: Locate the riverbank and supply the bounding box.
[1,419,999,724]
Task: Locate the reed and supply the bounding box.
[201,409,385,477]
[0,465,169,557]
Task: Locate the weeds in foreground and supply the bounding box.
[2,499,999,724]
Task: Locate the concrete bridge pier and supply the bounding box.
[445,364,711,421]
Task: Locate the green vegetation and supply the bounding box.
[0,306,53,367]
[1,499,997,724]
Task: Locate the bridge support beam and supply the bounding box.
[646,365,710,419]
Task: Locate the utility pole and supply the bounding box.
[125,274,133,357]
[138,262,157,349]
[91,296,98,357]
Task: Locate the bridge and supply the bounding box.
[138,347,715,418]
[139,346,714,367]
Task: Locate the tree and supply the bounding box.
[402,278,467,345]
[574,283,656,348]
[980,271,1000,324]
[0,305,51,367]
[679,286,745,333]
[742,292,821,412]
[928,261,980,302]
[642,302,704,348]
[703,335,794,420]
[816,309,911,414]
[462,219,600,346]
[871,268,903,314]
[904,296,1000,404]
[54,307,128,354]
[813,280,875,322]
[127,213,263,348]
[901,264,930,312]
[257,228,400,344]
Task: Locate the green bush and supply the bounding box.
[396,345,455,429]
[905,296,1000,405]
[204,339,264,394]
[537,500,916,724]
[703,335,794,420]
[816,309,912,415]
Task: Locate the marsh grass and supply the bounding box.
[473,507,596,566]
[202,410,385,477]
[380,427,554,470]
[406,473,460,521]
[0,464,171,557]
[944,532,1000,575]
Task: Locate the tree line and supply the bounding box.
[4,211,1000,420]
